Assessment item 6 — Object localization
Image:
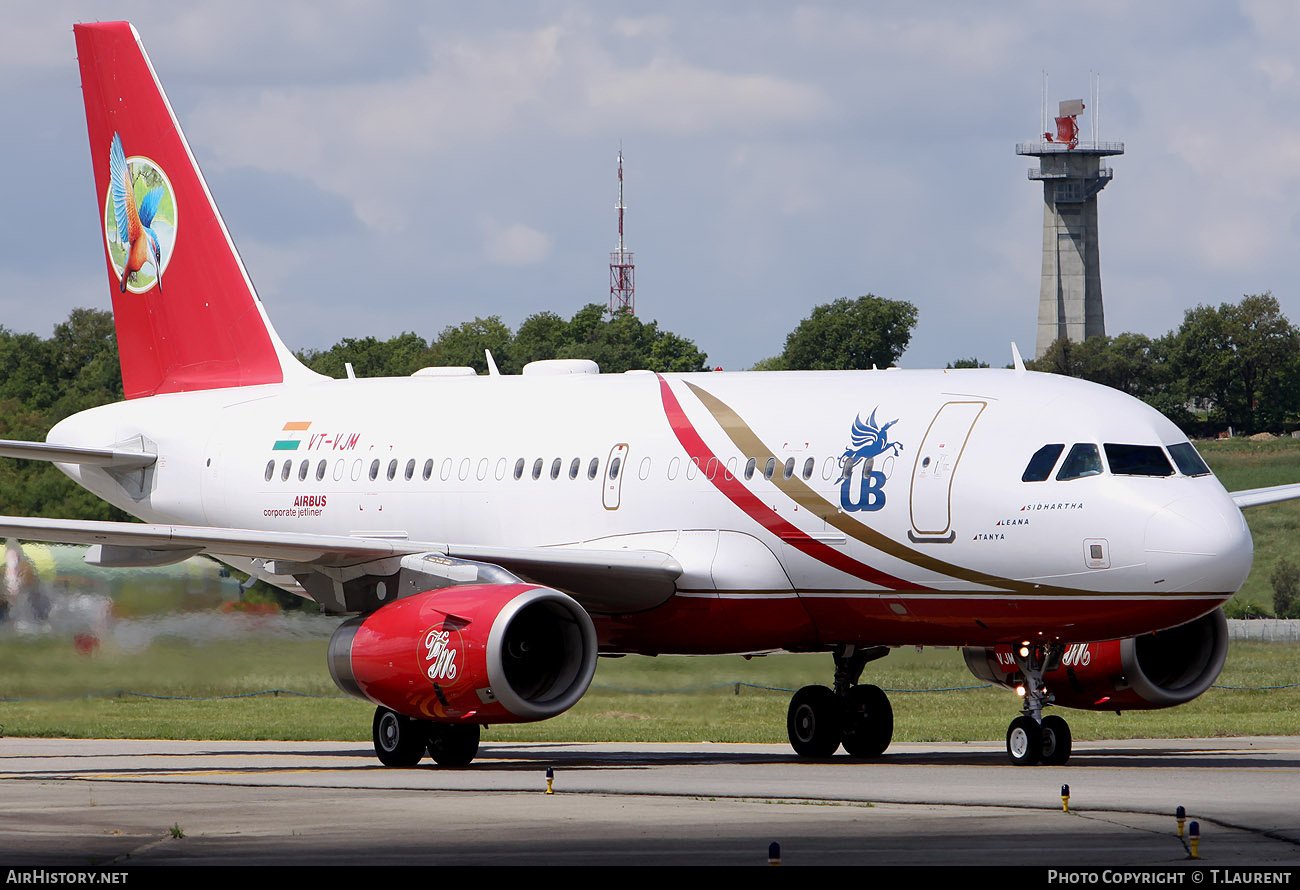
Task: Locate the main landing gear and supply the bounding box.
[1004,644,1072,766]
[372,706,481,767]
[787,645,894,758]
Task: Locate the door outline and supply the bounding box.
[909,401,986,539]
[603,443,629,510]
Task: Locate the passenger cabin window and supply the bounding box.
[802,457,815,480]
[532,458,543,480]
[744,458,756,481]
[316,460,327,481]
[404,459,415,481]
[1022,444,1065,482]
[550,458,562,480]
[281,459,292,482]
[763,457,776,480]
[369,459,380,481]
[1105,444,1174,477]
[423,459,434,481]
[587,458,600,480]
[264,460,275,482]
[610,457,622,479]
[514,458,525,480]
[569,457,580,480]
[387,459,398,481]
[1168,442,1212,477]
[1056,443,1103,481]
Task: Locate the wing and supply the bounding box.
[137,187,163,229]
[1231,483,1300,509]
[0,514,681,615]
[109,133,141,246]
[849,411,878,449]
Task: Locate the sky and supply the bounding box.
[3,1,1300,372]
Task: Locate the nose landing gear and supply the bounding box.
[1005,643,1073,766]
[787,644,894,758]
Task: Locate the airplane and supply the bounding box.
[3,20,1297,769]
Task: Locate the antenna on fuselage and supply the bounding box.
[485,349,501,376]
[1010,342,1026,373]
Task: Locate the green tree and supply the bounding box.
[778,295,917,371]
[511,311,569,370]
[543,304,709,374]
[429,317,513,374]
[1169,293,1300,433]
[0,309,127,521]
[50,308,123,416]
[299,332,433,378]
[946,357,989,369]
[1271,558,1299,619]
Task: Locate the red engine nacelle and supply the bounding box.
[962,609,1228,711]
[328,583,598,724]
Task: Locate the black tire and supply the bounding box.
[841,684,893,758]
[428,723,480,767]
[372,707,426,767]
[1006,715,1042,766]
[1040,715,1072,765]
[787,685,842,757]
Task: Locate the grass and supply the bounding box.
[1199,437,1300,612]
[1,635,1295,744]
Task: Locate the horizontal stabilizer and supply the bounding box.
[0,439,156,469]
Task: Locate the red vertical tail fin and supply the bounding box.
[75,22,317,399]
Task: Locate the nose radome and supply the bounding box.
[1144,495,1253,593]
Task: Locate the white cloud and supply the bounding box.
[587,58,829,134]
[478,219,553,266]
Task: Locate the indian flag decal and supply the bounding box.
[273,421,312,451]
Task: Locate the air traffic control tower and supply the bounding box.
[1017,98,1124,358]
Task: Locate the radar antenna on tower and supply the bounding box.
[1017,73,1124,359]
[609,149,635,315]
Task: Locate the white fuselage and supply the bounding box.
[48,367,1252,653]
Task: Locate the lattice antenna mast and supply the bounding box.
[609,149,635,315]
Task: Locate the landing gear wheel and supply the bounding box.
[372,707,426,767]
[787,685,843,757]
[1040,715,1072,765]
[841,684,893,758]
[1006,715,1042,766]
[427,723,481,767]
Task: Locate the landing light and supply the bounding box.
[1015,685,1026,697]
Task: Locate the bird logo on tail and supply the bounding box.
[105,132,175,294]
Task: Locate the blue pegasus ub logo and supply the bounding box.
[838,408,902,513]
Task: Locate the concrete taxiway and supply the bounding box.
[0,736,1297,866]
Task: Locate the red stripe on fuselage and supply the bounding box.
[657,375,927,591]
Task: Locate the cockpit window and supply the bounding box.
[1168,442,1212,477]
[1104,443,1174,477]
[1056,443,1103,481]
[1022,444,1065,482]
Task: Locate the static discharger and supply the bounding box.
[545,766,554,794]
[1061,784,1070,812]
